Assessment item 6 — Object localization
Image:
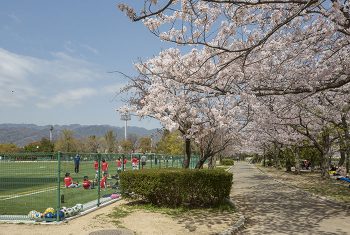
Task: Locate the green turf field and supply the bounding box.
[0,154,194,216]
[0,161,118,215]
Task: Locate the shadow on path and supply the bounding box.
[230,162,350,235]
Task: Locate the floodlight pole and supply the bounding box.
[124,119,127,140]
[119,109,131,140]
[49,125,54,142]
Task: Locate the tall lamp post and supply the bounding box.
[49,125,54,142]
[119,109,131,140]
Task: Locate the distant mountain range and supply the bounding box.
[0,123,160,147]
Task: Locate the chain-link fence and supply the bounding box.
[0,152,199,222]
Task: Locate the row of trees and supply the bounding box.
[117,0,350,175]
[0,129,188,155]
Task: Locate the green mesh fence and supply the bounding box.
[0,153,58,219]
[0,152,199,221]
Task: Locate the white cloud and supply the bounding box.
[0,48,37,106]
[0,48,107,108]
[8,13,21,23]
[46,52,102,82]
[36,88,97,108]
[103,83,126,94]
[81,44,99,55]
[63,41,75,53]
[64,41,99,55]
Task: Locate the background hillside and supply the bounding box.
[0,124,159,147]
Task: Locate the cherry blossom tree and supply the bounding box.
[119,0,350,94]
[117,1,350,174]
[120,48,249,168]
[195,127,242,168]
[248,89,350,177]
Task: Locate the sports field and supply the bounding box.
[0,154,194,216]
[0,160,117,215]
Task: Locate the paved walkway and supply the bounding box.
[230,162,350,235]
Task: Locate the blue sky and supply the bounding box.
[0,1,170,129]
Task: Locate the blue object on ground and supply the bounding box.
[339,177,350,183]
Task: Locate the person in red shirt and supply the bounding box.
[102,159,109,175]
[116,158,122,173]
[132,156,139,170]
[123,157,128,171]
[94,159,99,179]
[82,176,92,189]
[94,159,98,171]
[100,173,108,190]
[64,172,79,188]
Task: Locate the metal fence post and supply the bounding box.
[57,152,61,222]
[138,154,141,170]
[97,154,101,207]
[122,154,125,171]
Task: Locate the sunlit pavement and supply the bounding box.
[230,161,350,235]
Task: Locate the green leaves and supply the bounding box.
[120,168,233,207]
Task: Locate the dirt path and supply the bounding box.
[230,161,350,235]
[0,201,126,235]
[0,197,237,235]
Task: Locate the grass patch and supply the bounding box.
[109,206,134,219]
[217,165,231,170]
[108,199,237,232]
[92,213,104,219]
[125,201,190,217]
[110,199,235,219]
[108,206,135,227]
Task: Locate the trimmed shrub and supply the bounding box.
[221,159,234,166]
[119,168,233,207]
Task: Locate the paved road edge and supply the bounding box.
[217,164,246,235]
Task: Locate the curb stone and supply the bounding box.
[218,213,245,235]
[226,165,234,172]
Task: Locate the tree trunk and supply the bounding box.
[295,147,300,174]
[219,154,223,165]
[320,152,331,178]
[339,137,346,166]
[195,156,206,169]
[285,155,292,172]
[346,150,350,176]
[208,155,216,169]
[341,115,350,175]
[263,148,266,167]
[320,132,331,178]
[183,138,191,168]
[274,142,281,169]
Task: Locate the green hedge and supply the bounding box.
[221,159,234,166]
[119,168,233,207]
